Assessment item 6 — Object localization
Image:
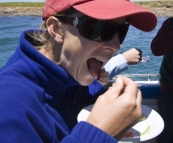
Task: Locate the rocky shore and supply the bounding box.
[0,7,43,17]
[0,1,173,17]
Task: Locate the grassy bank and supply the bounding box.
[0,2,44,7]
[135,1,173,8]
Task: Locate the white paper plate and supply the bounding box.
[77,104,164,142]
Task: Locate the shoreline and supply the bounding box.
[0,7,173,17]
[1,1,173,17]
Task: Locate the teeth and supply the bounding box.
[93,57,107,63]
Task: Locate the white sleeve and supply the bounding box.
[104,54,128,79]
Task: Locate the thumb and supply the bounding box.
[105,77,124,99]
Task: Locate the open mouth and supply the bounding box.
[87,57,105,77]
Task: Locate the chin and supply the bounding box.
[78,78,94,86]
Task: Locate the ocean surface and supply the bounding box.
[0,16,168,80]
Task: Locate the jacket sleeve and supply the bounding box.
[0,95,117,143]
[104,54,128,79]
[61,121,117,143]
[151,17,173,56]
[0,82,116,143]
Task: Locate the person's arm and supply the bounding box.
[0,78,116,143]
[62,122,117,143]
[151,17,173,56]
[104,48,142,79]
[104,54,128,79]
[87,76,142,141]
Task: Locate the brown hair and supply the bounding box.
[26,8,78,50]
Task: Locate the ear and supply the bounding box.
[46,16,63,43]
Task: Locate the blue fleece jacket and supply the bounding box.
[0,30,117,143]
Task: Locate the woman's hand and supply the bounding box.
[122,48,143,65]
[87,76,142,140]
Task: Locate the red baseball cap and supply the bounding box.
[42,0,157,32]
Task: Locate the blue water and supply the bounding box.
[0,16,168,80]
[0,16,43,67]
[119,17,166,80]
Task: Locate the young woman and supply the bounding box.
[0,0,157,142]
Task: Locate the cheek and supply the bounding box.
[61,29,99,84]
[114,33,121,47]
[109,34,121,53]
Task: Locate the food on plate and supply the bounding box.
[140,125,150,136]
[138,115,146,122]
[124,131,134,138]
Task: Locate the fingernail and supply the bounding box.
[116,77,121,83]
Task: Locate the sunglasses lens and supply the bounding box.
[118,24,129,44]
[81,18,98,40]
[100,22,118,41]
[81,19,117,41]
[79,17,129,43]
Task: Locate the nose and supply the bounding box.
[106,33,120,53]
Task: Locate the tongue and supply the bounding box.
[87,58,102,77]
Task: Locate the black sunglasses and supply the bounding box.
[54,15,129,44]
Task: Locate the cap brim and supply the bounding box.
[73,0,157,32]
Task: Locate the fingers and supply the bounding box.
[120,77,142,109]
[122,48,143,64]
[122,77,138,97]
[107,76,141,105]
[134,48,143,62]
[104,77,124,99]
[88,76,142,139]
[136,89,142,106]
[104,76,139,101]
[135,47,142,53]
